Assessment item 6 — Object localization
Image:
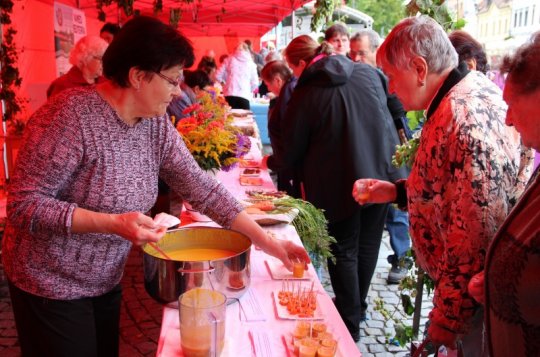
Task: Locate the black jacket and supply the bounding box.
[282,55,407,223]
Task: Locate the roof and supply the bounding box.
[49,0,311,37]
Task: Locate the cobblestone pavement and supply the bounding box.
[0,231,433,357]
[320,232,434,356]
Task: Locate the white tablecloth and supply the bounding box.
[156,138,360,357]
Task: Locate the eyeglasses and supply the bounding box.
[155,72,183,87]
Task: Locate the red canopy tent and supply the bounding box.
[7,0,310,115]
[70,0,310,38]
[0,0,309,181]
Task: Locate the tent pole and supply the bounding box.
[291,9,295,40]
[0,20,10,183]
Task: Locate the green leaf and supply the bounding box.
[400,292,415,315]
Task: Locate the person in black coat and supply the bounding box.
[282,35,407,342]
[350,29,413,285]
[260,60,300,198]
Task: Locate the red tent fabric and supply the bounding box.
[49,0,311,37]
[8,0,310,116]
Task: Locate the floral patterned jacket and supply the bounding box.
[407,71,533,334]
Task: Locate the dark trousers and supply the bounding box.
[327,203,389,335]
[8,280,122,357]
[225,96,250,110]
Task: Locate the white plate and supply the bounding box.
[240,168,261,177]
[265,259,312,280]
[272,291,324,320]
[239,176,263,186]
[230,109,253,116]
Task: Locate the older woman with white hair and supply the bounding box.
[352,16,532,354]
[47,35,108,98]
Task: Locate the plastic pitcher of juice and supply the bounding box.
[179,288,227,357]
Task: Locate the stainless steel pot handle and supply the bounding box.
[177,265,216,274]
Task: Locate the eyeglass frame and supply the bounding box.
[154,71,184,87]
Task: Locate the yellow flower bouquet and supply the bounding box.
[176,92,251,172]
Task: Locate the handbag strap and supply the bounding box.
[411,338,434,357]
[411,338,464,357]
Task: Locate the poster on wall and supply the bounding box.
[53,2,87,77]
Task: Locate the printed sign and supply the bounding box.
[53,2,87,76]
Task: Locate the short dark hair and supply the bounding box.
[103,16,194,87]
[260,60,292,83]
[100,22,121,35]
[324,23,349,41]
[500,31,540,95]
[448,30,488,74]
[197,56,217,72]
[184,70,212,90]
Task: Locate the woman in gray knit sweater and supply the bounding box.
[2,16,308,357]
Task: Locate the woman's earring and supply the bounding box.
[419,80,425,87]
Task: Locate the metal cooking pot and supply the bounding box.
[142,227,251,306]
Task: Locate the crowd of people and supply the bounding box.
[3,13,539,357]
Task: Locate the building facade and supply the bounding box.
[476,0,540,67]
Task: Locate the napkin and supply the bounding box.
[153,212,181,228]
[249,327,275,357]
[238,288,266,322]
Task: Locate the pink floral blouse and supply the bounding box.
[407,71,533,334]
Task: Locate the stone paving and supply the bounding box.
[322,232,434,356]
[0,231,433,357]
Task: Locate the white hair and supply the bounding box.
[378,16,458,74]
[69,36,108,69]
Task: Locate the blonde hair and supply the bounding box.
[284,35,333,66]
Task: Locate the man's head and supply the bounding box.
[349,29,381,66]
[100,22,121,44]
[324,23,350,56]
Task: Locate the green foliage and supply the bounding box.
[310,0,339,32]
[170,8,181,28]
[95,0,196,27]
[1,1,27,126]
[405,0,466,32]
[274,197,336,269]
[374,250,435,347]
[406,110,424,132]
[394,322,414,346]
[348,0,405,36]
[392,136,420,168]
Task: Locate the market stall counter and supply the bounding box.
[155,139,360,357]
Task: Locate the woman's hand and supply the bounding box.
[265,238,311,271]
[110,212,167,246]
[468,271,485,305]
[231,211,310,270]
[72,208,167,246]
[352,179,397,205]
